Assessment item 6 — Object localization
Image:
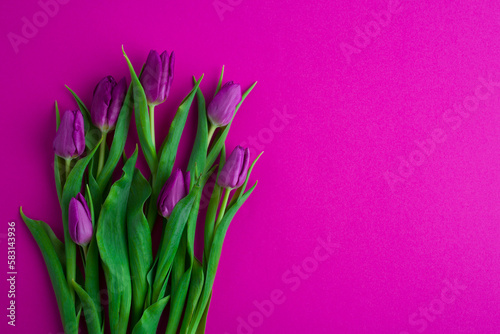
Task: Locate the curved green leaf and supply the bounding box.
[84,185,102,325]
[166,168,213,334]
[54,156,63,202]
[180,260,204,334]
[39,219,66,272]
[71,280,102,334]
[189,182,258,333]
[146,75,204,231]
[214,65,224,96]
[122,46,158,174]
[66,85,97,147]
[127,168,153,328]
[165,269,190,334]
[97,82,134,190]
[97,148,138,334]
[62,141,101,301]
[151,192,196,303]
[20,209,78,334]
[187,76,208,174]
[195,297,211,334]
[55,100,61,130]
[131,296,170,334]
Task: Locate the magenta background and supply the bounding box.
[1,0,500,333]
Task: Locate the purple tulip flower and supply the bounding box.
[68,193,93,246]
[91,76,127,132]
[53,110,85,159]
[140,50,175,105]
[218,146,250,189]
[157,169,190,218]
[207,82,241,127]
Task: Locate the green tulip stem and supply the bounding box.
[97,132,107,177]
[81,244,88,263]
[149,104,156,149]
[65,158,71,181]
[216,188,231,228]
[207,124,216,145]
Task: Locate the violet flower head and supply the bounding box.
[218,146,250,189]
[157,169,190,218]
[207,82,241,127]
[140,50,175,105]
[68,193,93,246]
[53,110,85,159]
[91,76,127,132]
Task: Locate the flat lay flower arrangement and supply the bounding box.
[20,46,260,334]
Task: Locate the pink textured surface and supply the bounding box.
[1,0,500,333]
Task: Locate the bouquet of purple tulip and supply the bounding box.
[20,46,260,334]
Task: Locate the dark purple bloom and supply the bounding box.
[91,76,127,131]
[68,193,93,246]
[218,146,250,189]
[207,82,241,127]
[53,110,85,159]
[140,50,175,105]
[157,169,190,218]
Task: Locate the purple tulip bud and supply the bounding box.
[53,110,85,159]
[91,76,127,131]
[68,193,93,246]
[140,50,175,105]
[207,82,242,127]
[157,169,190,218]
[218,146,250,189]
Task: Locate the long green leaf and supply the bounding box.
[54,156,63,202]
[195,296,211,334]
[204,150,225,269]
[214,65,224,96]
[88,172,103,221]
[131,296,170,334]
[54,102,62,201]
[96,148,138,334]
[190,156,260,333]
[127,168,153,328]
[146,75,204,231]
[55,100,61,130]
[84,185,102,326]
[165,270,190,334]
[180,260,204,334]
[97,81,134,190]
[187,76,208,174]
[20,209,78,334]
[188,182,257,333]
[122,46,158,174]
[66,85,98,150]
[72,280,102,334]
[166,167,214,334]
[61,141,101,302]
[151,192,196,303]
[39,219,66,272]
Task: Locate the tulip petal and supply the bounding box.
[91,76,115,129]
[69,195,93,246]
[73,110,86,156]
[141,50,162,104]
[206,82,257,170]
[107,77,127,129]
[77,193,91,221]
[207,82,241,127]
[53,110,77,158]
[236,147,250,188]
[218,146,244,188]
[157,169,189,218]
